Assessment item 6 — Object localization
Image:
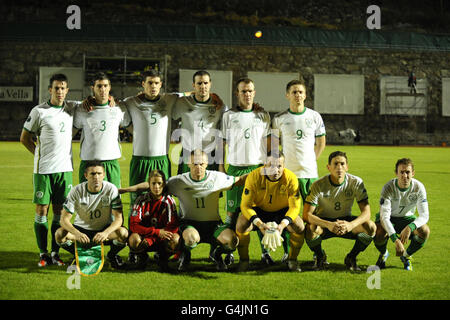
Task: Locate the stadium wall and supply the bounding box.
[0,41,449,145]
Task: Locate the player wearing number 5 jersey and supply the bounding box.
[303,151,376,271]
[271,80,326,201]
[20,73,76,268]
[74,72,131,188]
[374,158,430,271]
[55,161,128,269]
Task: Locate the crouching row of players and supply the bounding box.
[55,149,430,273]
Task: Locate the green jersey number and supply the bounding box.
[59,122,65,133]
[90,209,102,220]
[334,202,341,211]
[296,129,303,140]
[195,197,206,209]
[150,113,157,125]
[99,120,106,132]
[244,128,251,139]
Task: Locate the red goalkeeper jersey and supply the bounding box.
[130,193,179,237]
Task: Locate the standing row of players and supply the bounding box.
[21,70,430,272]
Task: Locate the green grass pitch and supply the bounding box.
[0,142,449,300]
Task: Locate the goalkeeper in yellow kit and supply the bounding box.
[235,151,305,272]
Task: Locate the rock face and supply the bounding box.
[0,41,449,145]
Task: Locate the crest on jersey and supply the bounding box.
[244,188,250,195]
[228,200,235,208]
[345,190,353,198]
[205,181,214,190]
[408,193,418,203]
[208,106,216,114]
[101,196,109,206]
[305,118,313,128]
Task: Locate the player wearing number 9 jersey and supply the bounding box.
[271,80,326,201]
[303,151,376,271]
[73,73,131,188]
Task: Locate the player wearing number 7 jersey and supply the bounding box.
[73,72,131,188]
[303,151,376,271]
[55,161,128,269]
[374,158,430,271]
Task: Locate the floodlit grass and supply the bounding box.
[0,142,449,300]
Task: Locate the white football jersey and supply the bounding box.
[222,107,271,166]
[306,173,368,219]
[23,101,76,174]
[74,103,130,160]
[379,178,429,236]
[272,108,326,178]
[172,96,227,154]
[167,170,235,221]
[122,93,178,157]
[63,181,123,231]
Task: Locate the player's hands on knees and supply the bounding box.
[76,232,91,244]
[93,231,109,244]
[399,226,411,244]
[395,239,405,256]
[158,229,174,241]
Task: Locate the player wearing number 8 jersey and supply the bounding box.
[271,80,326,201]
[55,161,128,269]
[303,151,376,271]
[74,72,131,188]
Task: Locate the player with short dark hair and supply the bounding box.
[20,73,76,267]
[373,158,430,271]
[55,160,128,269]
[303,151,376,271]
[74,72,130,188]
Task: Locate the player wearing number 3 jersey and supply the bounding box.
[73,72,131,188]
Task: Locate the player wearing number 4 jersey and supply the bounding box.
[374,158,430,271]
[303,151,376,271]
[55,161,128,269]
[20,73,76,268]
[74,72,130,188]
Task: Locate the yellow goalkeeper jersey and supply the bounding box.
[240,167,301,222]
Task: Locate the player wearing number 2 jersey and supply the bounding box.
[303,151,376,271]
[73,72,130,188]
[374,158,430,271]
[20,73,76,267]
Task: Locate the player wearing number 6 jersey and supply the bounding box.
[221,78,274,266]
[303,151,376,271]
[55,161,128,269]
[374,158,430,271]
[271,80,326,202]
[74,72,131,188]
